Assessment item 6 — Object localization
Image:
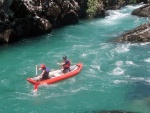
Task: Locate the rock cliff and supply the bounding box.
[132,4,150,17]
[115,22,150,43]
[0,0,80,44]
[0,0,150,44]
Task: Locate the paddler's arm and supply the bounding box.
[57,62,65,66]
[37,70,45,78]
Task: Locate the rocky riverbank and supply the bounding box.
[115,1,150,43]
[0,0,149,44]
[0,0,82,44]
[115,22,150,43]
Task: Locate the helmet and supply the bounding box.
[40,64,46,69]
[63,56,67,60]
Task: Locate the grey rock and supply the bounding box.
[115,22,150,43]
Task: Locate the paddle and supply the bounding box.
[33,65,39,91]
[34,82,39,92]
[36,65,38,76]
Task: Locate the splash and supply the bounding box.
[144,58,150,62]
[112,67,124,76]
[126,61,137,66]
[115,44,130,53]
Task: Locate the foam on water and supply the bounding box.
[115,61,123,67]
[144,58,150,62]
[114,44,130,53]
[0,4,150,113]
[113,80,128,84]
[125,61,136,66]
[103,10,129,26]
[111,67,125,76]
[124,4,143,11]
[140,42,150,46]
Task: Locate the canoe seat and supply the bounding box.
[70,65,78,71]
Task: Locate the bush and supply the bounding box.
[86,0,103,18]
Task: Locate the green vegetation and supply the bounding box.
[86,0,139,18]
[86,0,103,18]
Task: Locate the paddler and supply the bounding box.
[35,64,50,81]
[57,56,71,73]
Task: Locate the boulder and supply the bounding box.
[0,9,9,23]
[132,4,150,17]
[10,0,33,18]
[105,0,126,10]
[75,0,88,18]
[137,0,148,4]
[115,22,150,42]
[61,10,79,25]
[3,29,17,43]
[0,0,84,45]
[36,17,52,34]
[13,17,52,38]
[0,29,17,43]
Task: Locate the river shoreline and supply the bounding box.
[0,0,150,45]
[0,4,150,113]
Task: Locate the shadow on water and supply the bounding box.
[85,110,138,113]
[125,81,150,111]
[126,81,150,100]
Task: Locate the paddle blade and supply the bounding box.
[34,83,39,91]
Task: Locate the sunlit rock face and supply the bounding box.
[115,22,150,43]
[0,0,81,44]
[132,4,150,17]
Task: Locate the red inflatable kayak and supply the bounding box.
[27,63,83,90]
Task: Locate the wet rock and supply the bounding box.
[9,0,52,38]
[2,0,11,13]
[61,1,71,13]
[132,4,150,17]
[46,2,61,17]
[105,0,126,10]
[10,0,32,18]
[45,1,61,27]
[70,0,80,12]
[13,17,52,38]
[36,17,52,34]
[0,28,18,44]
[1,0,135,45]
[137,0,148,4]
[75,0,87,18]
[0,0,82,45]
[115,22,150,43]
[94,9,106,18]
[60,0,79,25]
[3,17,50,44]
[0,9,9,23]
[61,10,79,25]
[3,29,17,43]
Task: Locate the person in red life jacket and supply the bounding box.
[36,64,50,81]
[57,56,71,73]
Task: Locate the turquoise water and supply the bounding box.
[0,5,150,113]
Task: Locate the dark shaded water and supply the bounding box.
[0,5,150,113]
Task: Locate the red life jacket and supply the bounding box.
[63,60,71,68]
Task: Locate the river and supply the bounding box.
[0,4,150,113]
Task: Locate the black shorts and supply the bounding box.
[63,68,70,73]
